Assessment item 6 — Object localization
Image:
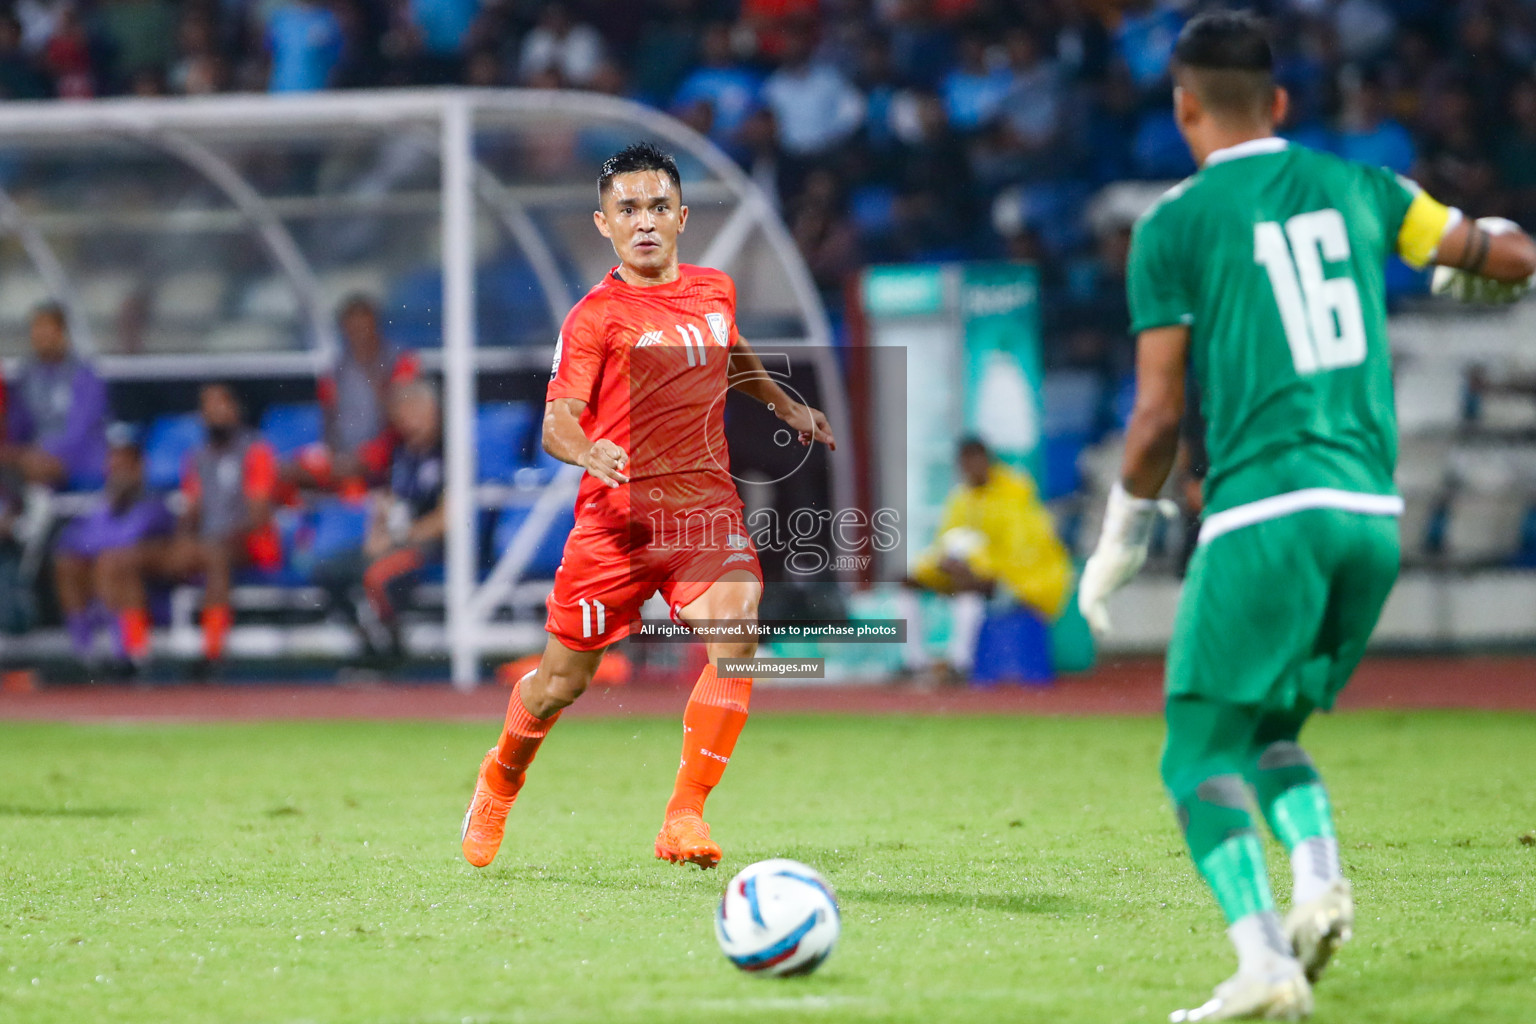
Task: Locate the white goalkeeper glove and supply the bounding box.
[1078,483,1177,637]
[1431,217,1534,304]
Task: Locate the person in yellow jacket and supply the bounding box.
[903,438,1074,682]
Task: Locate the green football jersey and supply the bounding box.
[1127,137,1445,517]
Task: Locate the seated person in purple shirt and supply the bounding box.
[53,425,173,675]
[0,304,109,491]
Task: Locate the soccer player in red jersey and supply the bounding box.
[460,143,836,870]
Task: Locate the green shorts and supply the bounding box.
[1167,507,1400,710]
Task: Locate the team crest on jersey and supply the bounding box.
[706,312,731,347]
[635,330,665,347]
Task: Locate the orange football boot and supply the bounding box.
[460,749,521,868]
[654,813,722,869]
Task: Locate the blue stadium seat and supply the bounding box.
[515,439,567,487]
[143,413,204,491]
[1041,372,1103,500]
[259,402,325,458]
[493,501,575,578]
[1042,370,1103,437]
[384,269,442,348]
[477,256,557,347]
[477,403,538,482]
[970,606,1055,687]
[307,499,370,564]
[1041,432,1090,501]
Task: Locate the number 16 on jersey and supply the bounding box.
[1254,209,1367,375]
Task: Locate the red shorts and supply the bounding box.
[545,510,763,651]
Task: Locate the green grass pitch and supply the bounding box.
[1,711,1532,1023]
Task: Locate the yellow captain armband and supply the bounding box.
[1397,190,1460,270]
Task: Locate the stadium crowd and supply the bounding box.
[3,0,1536,375]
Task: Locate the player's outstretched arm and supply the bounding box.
[542,397,629,487]
[1430,216,1536,303]
[726,338,837,450]
[1078,325,1186,635]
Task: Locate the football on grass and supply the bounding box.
[715,858,840,977]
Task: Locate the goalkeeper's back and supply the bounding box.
[1127,140,1451,518]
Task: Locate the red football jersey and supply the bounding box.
[546,264,745,532]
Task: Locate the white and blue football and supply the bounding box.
[715,858,840,977]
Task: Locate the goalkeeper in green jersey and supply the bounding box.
[1078,11,1536,1023]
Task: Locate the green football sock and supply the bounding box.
[1250,738,1334,850]
[1196,831,1277,924]
[1266,782,1335,849]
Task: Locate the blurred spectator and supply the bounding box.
[315,380,445,662]
[394,0,479,84]
[298,295,422,494]
[409,0,481,57]
[901,437,1073,684]
[169,9,225,95]
[14,0,67,53]
[1332,68,1414,174]
[671,21,761,156]
[1498,76,1536,227]
[1,304,108,491]
[330,0,390,88]
[760,22,865,158]
[940,30,1010,134]
[41,5,100,98]
[885,89,972,257]
[0,12,52,99]
[1331,0,1397,63]
[741,0,820,60]
[53,427,173,676]
[788,168,861,305]
[1454,3,1523,132]
[94,0,177,88]
[854,29,901,161]
[994,27,1066,180]
[880,0,954,89]
[1112,0,1181,96]
[632,0,703,106]
[518,2,604,87]
[165,383,281,676]
[264,0,344,93]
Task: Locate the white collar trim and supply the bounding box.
[1204,136,1288,167]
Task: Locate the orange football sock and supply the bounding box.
[490,676,560,799]
[665,663,752,821]
[203,604,232,661]
[119,607,151,661]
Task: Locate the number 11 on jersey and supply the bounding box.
[1254,209,1367,375]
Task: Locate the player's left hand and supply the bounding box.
[777,402,836,450]
[1078,484,1177,636]
[1432,217,1535,304]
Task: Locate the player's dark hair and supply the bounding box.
[957,436,990,460]
[1172,10,1276,123]
[337,292,378,320]
[201,380,241,408]
[30,301,66,328]
[598,142,682,202]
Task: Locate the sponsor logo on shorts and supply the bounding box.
[635,330,665,347]
[723,551,755,567]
